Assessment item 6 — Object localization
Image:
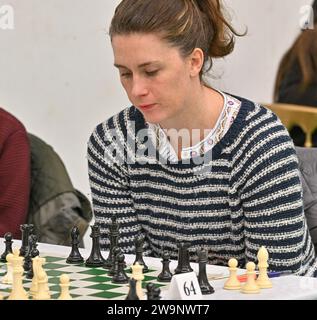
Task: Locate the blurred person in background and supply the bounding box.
[274,0,317,146]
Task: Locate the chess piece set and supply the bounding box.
[0,225,71,300]
[67,218,215,298]
[66,216,162,300]
[224,246,273,293]
[0,220,273,300]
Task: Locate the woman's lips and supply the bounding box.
[138,104,157,111]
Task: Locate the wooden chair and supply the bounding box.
[263,103,317,147]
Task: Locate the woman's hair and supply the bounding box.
[274,26,317,101]
[109,0,244,78]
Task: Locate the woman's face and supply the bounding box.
[112,33,197,125]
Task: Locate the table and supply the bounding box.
[1,238,317,300]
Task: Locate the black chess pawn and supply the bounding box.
[146,283,161,300]
[26,235,40,279]
[197,248,214,295]
[66,226,84,264]
[126,278,139,300]
[174,241,194,274]
[19,224,34,257]
[108,246,122,276]
[0,232,13,262]
[85,224,105,267]
[132,233,149,273]
[157,251,172,282]
[104,215,120,269]
[112,253,129,284]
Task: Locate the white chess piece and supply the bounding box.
[7,248,28,300]
[241,262,260,294]
[30,256,40,298]
[58,274,72,300]
[131,262,144,300]
[256,246,272,288]
[32,256,51,300]
[224,258,241,290]
[34,270,50,300]
[2,253,14,284]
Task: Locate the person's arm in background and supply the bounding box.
[0,129,31,239]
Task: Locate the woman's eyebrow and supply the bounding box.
[114,61,161,69]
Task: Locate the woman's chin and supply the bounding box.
[141,112,165,125]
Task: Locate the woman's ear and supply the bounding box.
[188,48,204,77]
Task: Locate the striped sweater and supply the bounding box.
[87,95,317,276]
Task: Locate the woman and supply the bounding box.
[88,0,317,276]
[274,0,317,146]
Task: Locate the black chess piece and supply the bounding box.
[26,235,40,279]
[174,241,194,274]
[66,226,84,264]
[146,283,161,300]
[23,235,35,272]
[19,224,34,257]
[157,251,172,282]
[108,246,122,276]
[104,215,120,269]
[85,224,105,267]
[112,253,129,284]
[197,248,214,295]
[132,233,148,273]
[0,232,13,262]
[126,278,140,300]
[151,287,161,300]
[146,283,155,300]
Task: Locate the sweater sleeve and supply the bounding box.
[236,119,317,276]
[87,123,141,253]
[0,130,30,239]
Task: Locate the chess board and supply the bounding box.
[0,254,169,300]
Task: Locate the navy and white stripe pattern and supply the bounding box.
[88,96,317,276]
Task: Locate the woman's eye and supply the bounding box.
[145,70,159,77]
[121,73,132,78]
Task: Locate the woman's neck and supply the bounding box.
[159,85,224,150]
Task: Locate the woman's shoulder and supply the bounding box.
[222,93,293,152]
[89,106,146,142]
[224,93,281,130]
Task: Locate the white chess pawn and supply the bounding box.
[256,246,272,289]
[241,262,260,294]
[131,262,144,300]
[2,253,14,284]
[224,258,241,290]
[58,274,72,300]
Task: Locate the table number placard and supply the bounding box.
[167,272,202,300]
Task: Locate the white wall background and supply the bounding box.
[0,0,313,248]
